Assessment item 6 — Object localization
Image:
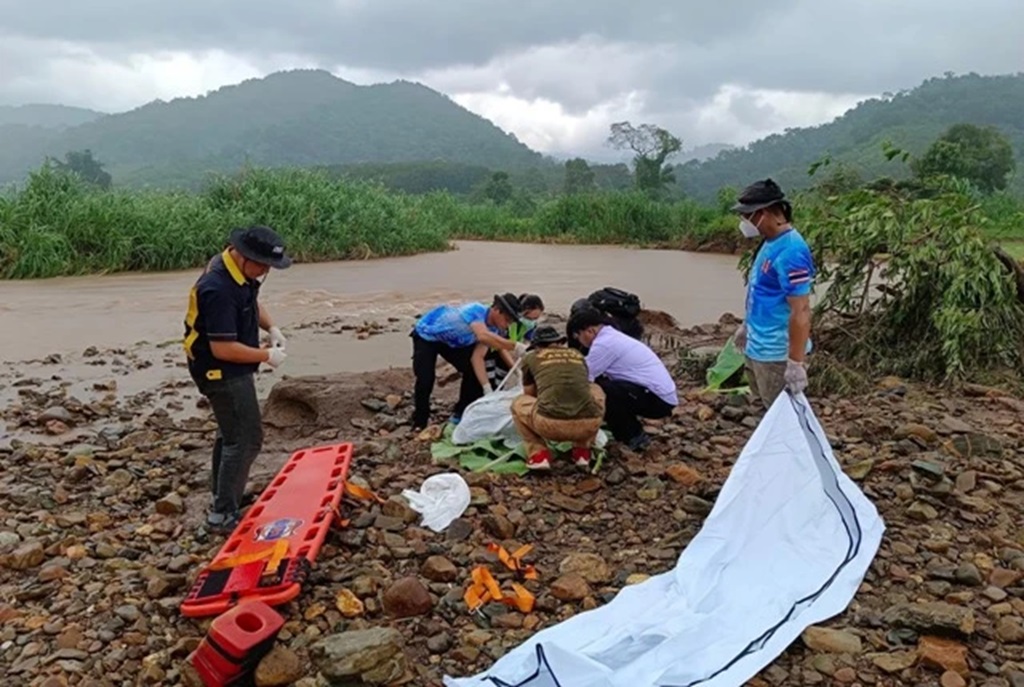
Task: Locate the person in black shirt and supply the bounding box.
[183,225,291,533]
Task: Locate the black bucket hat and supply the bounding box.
[229,225,292,269]
[494,293,524,322]
[528,325,567,348]
[731,178,787,215]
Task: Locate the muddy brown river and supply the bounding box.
[1,241,746,439]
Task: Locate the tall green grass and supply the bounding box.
[0,166,451,278]
[0,165,740,279]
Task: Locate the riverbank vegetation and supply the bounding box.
[0,163,744,279]
[0,121,1021,291]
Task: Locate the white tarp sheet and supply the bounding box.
[443,393,885,687]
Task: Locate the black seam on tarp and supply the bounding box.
[484,644,564,687]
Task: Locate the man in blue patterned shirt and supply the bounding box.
[732,179,816,407]
[411,293,527,430]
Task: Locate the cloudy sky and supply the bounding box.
[0,0,1020,161]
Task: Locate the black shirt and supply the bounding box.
[184,250,261,383]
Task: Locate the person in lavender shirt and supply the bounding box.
[566,308,678,452]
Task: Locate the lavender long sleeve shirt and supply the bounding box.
[585,326,679,406]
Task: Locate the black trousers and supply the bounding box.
[595,376,674,443]
[412,333,483,428]
[195,373,264,516]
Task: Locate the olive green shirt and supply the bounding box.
[521,348,602,420]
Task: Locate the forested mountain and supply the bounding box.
[676,72,1024,201]
[2,70,1021,199]
[0,69,542,186]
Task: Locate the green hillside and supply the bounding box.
[0,70,542,187]
[676,72,1024,201]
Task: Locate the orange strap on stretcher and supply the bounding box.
[209,540,288,574]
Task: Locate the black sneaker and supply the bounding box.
[626,432,652,452]
[206,511,242,535]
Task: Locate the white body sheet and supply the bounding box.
[444,393,885,687]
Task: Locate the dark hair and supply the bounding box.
[567,308,611,339]
[518,293,544,312]
[766,200,794,222]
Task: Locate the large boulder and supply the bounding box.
[261,369,416,437]
[309,627,408,686]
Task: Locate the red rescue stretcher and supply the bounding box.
[180,441,354,618]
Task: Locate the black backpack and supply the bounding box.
[587,287,642,319]
[587,287,644,341]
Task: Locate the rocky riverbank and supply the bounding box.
[3,314,1024,687]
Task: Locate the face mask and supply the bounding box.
[739,217,761,239]
[521,318,538,332]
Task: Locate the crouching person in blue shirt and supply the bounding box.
[732,178,816,407]
[411,293,528,431]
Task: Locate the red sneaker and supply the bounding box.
[571,447,591,469]
[526,450,552,471]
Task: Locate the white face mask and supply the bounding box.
[739,217,761,239]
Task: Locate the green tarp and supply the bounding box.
[430,424,606,476]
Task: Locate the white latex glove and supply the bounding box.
[734,325,747,353]
[784,358,808,395]
[269,326,287,349]
[266,347,288,368]
[513,342,529,358]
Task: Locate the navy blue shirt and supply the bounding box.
[184,250,261,383]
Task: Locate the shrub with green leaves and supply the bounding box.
[803,178,1024,384]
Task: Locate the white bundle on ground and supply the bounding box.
[443,393,885,687]
[400,473,471,533]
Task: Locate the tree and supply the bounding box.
[607,121,682,196]
[48,149,112,189]
[563,158,595,195]
[912,123,1016,193]
[481,171,514,205]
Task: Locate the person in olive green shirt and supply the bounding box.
[510,325,606,471]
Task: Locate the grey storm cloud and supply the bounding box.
[0,0,1021,154]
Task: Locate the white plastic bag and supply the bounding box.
[400,473,471,532]
[451,387,523,446]
[452,386,609,449]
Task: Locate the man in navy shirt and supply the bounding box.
[732,179,816,406]
[184,226,291,533]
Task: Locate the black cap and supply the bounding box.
[528,325,567,348]
[229,225,292,269]
[494,293,524,322]
[731,178,787,215]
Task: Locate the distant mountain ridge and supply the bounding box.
[0,69,543,186]
[0,104,106,129]
[2,70,1021,198]
[676,72,1024,200]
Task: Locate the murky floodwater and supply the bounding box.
[5,241,746,361]
[0,241,747,429]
